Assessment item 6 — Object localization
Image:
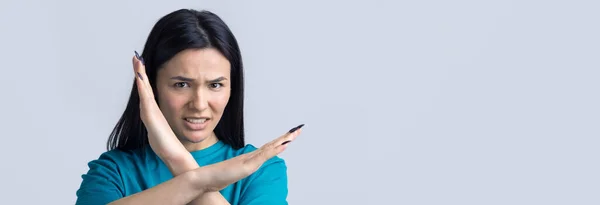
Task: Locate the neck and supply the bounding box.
[181,132,219,152]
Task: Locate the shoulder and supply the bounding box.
[92,147,149,169]
[76,148,148,204]
[81,148,146,178]
[81,147,153,184]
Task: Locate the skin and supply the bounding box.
[106,49,302,205]
[155,48,230,152]
[155,48,232,204]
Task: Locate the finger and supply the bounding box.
[280,124,304,145]
[253,124,305,162]
[132,52,154,101]
[132,54,160,125]
[258,129,300,158]
[262,124,304,150]
[134,51,153,93]
[132,56,147,101]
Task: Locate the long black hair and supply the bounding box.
[107,9,245,151]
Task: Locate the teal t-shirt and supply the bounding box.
[75,141,288,205]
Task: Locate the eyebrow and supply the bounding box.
[208,76,228,83]
[170,76,228,83]
[170,76,195,82]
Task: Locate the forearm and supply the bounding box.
[107,169,205,205]
[189,192,230,205]
[165,155,230,205]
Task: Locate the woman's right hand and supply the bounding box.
[195,124,304,192]
[132,52,189,162]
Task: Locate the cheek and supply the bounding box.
[158,92,187,117]
[209,90,231,112]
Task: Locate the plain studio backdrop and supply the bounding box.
[0,0,598,204]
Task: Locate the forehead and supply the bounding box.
[161,48,231,75]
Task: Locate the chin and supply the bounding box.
[182,132,210,143]
[178,128,213,142]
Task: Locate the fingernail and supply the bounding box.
[137,72,144,80]
[281,140,291,145]
[288,124,305,133]
[134,51,145,65]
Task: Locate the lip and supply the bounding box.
[183,118,210,131]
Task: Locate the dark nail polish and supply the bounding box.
[288,124,305,133]
[137,72,144,80]
[134,51,145,65]
[281,140,291,145]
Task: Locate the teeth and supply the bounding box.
[185,118,207,124]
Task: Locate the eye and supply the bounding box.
[210,83,223,89]
[174,82,190,88]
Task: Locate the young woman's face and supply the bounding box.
[155,48,231,151]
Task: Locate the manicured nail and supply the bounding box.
[134,51,145,65]
[137,72,144,80]
[288,124,304,133]
[281,140,291,145]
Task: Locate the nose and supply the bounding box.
[190,88,209,111]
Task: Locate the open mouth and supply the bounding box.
[183,117,210,130]
[185,118,208,124]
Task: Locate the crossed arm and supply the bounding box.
[104,54,301,205]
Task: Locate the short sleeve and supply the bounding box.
[75,152,125,205]
[239,158,289,205]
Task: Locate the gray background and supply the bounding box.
[0,0,598,204]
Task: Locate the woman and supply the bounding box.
[75,9,303,205]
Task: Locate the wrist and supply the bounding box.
[188,167,213,193]
[160,152,200,175]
